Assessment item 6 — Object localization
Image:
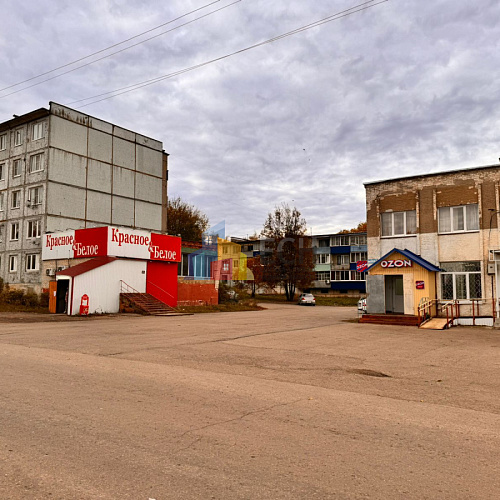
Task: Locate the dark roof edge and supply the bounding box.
[0,107,50,132]
[364,163,500,187]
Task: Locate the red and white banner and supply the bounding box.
[356,260,368,272]
[43,226,181,262]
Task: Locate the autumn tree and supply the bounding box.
[261,204,315,301]
[167,197,209,242]
[338,222,367,234]
[246,256,265,298]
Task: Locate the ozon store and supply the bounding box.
[42,226,181,315]
[366,248,441,316]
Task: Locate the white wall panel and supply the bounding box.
[48,149,86,187]
[135,201,161,231]
[49,115,87,156]
[87,191,111,224]
[112,166,135,197]
[113,137,135,170]
[136,144,162,177]
[88,128,112,163]
[87,160,112,193]
[47,182,86,219]
[135,172,161,203]
[112,196,135,227]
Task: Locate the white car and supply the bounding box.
[298,293,316,306]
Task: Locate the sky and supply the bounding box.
[1,0,500,237]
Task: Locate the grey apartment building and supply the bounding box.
[0,102,168,293]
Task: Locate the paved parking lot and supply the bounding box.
[1,304,499,499]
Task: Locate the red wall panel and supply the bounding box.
[146,262,178,307]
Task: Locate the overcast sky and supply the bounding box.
[1,0,499,237]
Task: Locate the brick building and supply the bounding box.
[0,102,168,293]
[364,164,500,324]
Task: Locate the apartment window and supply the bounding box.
[316,253,330,264]
[26,254,39,271]
[14,129,23,146]
[10,222,19,240]
[350,271,366,281]
[336,254,350,265]
[438,204,479,234]
[0,133,6,150]
[351,234,367,245]
[0,163,5,180]
[11,190,21,209]
[315,271,330,281]
[332,235,349,246]
[440,262,481,300]
[318,238,330,248]
[333,270,350,281]
[0,192,4,212]
[0,225,3,242]
[13,159,22,177]
[381,210,417,237]
[27,219,41,239]
[28,186,42,206]
[29,153,44,173]
[32,122,44,140]
[9,255,18,273]
[350,252,367,263]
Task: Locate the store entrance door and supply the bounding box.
[385,275,404,314]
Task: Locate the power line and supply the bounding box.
[0,0,240,99]
[71,0,389,108]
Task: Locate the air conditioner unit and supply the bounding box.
[46,268,55,276]
[57,266,67,272]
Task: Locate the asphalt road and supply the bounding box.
[1,304,499,499]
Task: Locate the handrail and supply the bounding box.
[146,281,176,302]
[120,280,140,294]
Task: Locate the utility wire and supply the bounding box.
[0,0,240,99]
[0,0,221,93]
[72,0,388,108]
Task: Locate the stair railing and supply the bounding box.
[120,280,140,294]
[146,281,177,309]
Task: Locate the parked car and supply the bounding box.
[298,293,316,306]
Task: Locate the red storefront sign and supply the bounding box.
[356,260,368,272]
[416,280,425,290]
[43,226,181,262]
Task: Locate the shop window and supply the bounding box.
[440,261,481,300]
[381,210,416,237]
[316,253,330,264]
[438,204,479,233]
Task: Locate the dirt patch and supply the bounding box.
[0,312,130,323]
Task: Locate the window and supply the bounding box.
[333,270,351,281]
[13,159,22,177]
[438,204,479,233]
[27,219,41,239]
[9,255,18,273]
[350,252,367,263]
[10,222,19,240]
[29,153,44,173]
[315,271,330,281]
[26,254,39,271]
[350,271,366,281]
[381,210,417,237]
[0,163,5,180]
[32,122,44,140]
[318,238,330,248]
[0,192,4,212]
[349,235,367,245]
[14,129,23,146]
[336,254,349,265]
[0,133,6,150]
[11,190,21,209]
[440,262,481,300]
[28,186,42,205]
[0,225,3,243]
[332,235,349,246]
[316,253,330,264]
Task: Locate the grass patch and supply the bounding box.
[177,300,264,314]
[0,303,50,314]
[255,294,360,307]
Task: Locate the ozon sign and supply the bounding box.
[43,226,181,262]
[380,259,412,268]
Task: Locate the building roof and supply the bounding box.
[363,163,500,187]
[56,256,117,278]
[367,248,442,273]
[0,107,50,132]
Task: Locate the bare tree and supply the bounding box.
[261,204,315,301]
